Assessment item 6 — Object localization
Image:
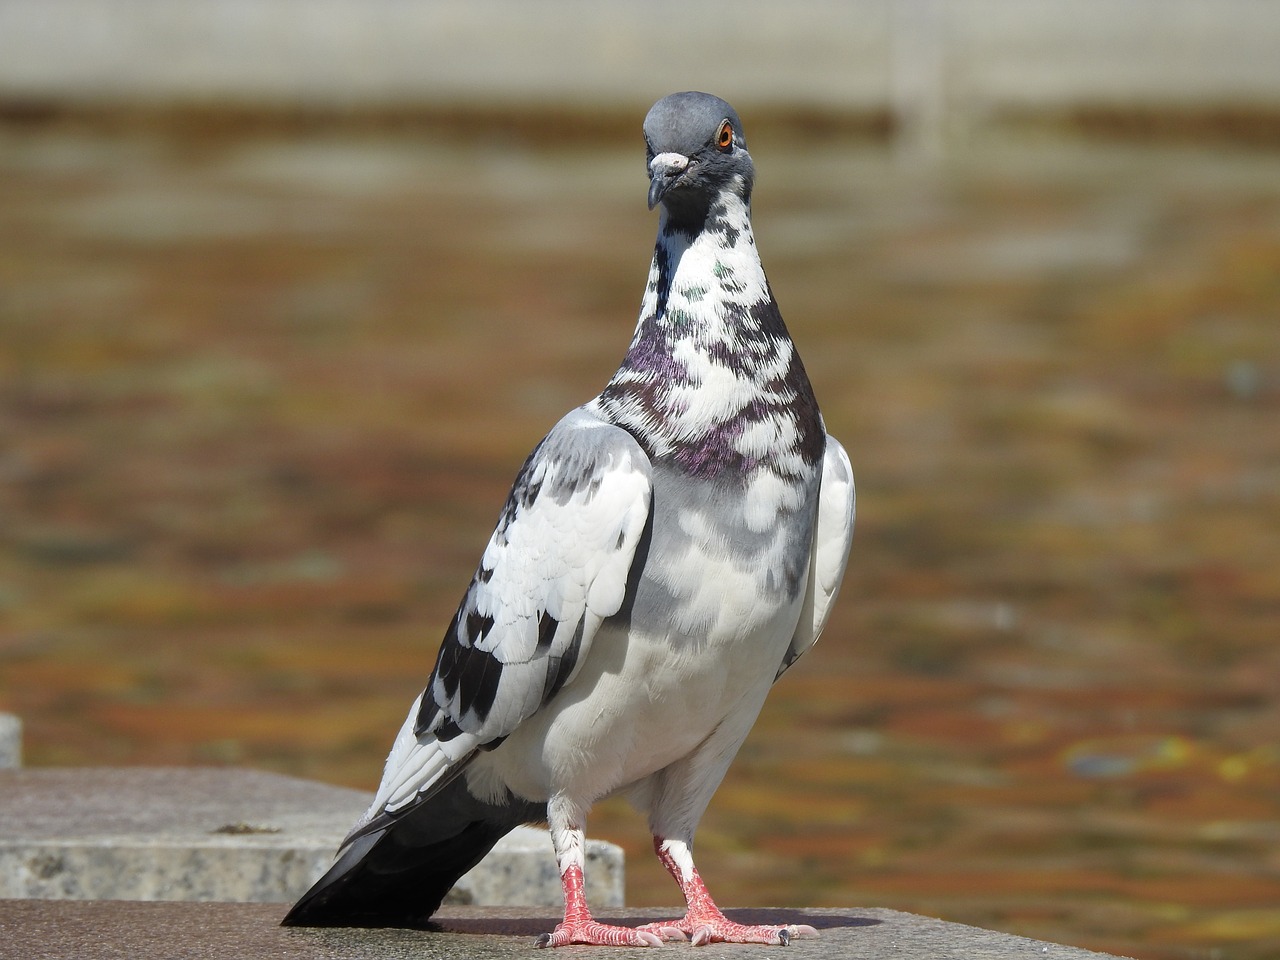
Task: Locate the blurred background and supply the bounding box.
[1,2,1278,958]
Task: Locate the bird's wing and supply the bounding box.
[354,407,653,833]
[776,435,855,679]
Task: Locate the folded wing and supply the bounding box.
[776,435,855,679]
[353,407,653,836]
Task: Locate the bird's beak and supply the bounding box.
[647,152,690,210]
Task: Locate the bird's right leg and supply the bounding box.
[536,795,664,948]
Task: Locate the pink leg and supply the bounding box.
[638,837,819,947]
[536,863,664,948]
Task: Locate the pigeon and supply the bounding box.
[282,91,855,948]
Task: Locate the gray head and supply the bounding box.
[643,91,755,226]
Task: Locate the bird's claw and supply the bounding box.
[643,925,690,942]
[779,924,820,945]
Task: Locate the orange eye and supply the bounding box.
[716,121,734,150]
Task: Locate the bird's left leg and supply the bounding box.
[638,835,819,946]
[536,795,664,948]
[634,708,818,947]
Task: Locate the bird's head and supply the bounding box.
[643,91,755,227]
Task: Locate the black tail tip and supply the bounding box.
[279,900,441,930]
[279,898,324,927]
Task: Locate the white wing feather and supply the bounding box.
[360,408,652,825]
[777,435,855,678]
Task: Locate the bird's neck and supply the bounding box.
[590,193,824,478]
[640,195,769,346]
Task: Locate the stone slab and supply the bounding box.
[0,716,18,770]
[0,768,621,907]
[0,901,1135,960]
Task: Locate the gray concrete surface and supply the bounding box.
[0,716,18,770]
[0,901,1135,960]
[0,768,621,907]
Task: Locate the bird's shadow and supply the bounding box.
[430,909,880,938]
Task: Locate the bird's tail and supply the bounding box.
[282,780,539,928]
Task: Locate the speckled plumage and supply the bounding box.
[283,92,856,948]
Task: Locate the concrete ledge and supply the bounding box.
[0,768,621,907]
[0,901,1135,959]
[0,715,18,770]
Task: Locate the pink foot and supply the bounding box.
[639,913,818,947]
[535,920,664,949]
[645,837,819,946]
[538,863,665,947]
